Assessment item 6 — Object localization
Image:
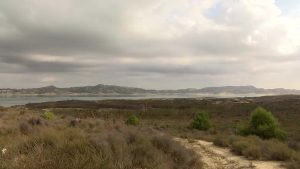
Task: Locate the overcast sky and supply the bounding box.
[0,0,300,89]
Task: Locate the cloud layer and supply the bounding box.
[0,0,299,89]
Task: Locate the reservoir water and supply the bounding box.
[0,95,194,107]
[0,93,265,107]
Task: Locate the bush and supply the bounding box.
[28,117,43,126]
[41,111,56,120]
[236,123,251,136]
[266,139,295,161]
[217,135,297,162]
[126,115,139,126]
[237,107,286,140]
[287,157,300,169]
[69,118,81,127]
[19,122,33,135]
[288,141,300,151]
[230,136,263,159]
[191,112,211,131]
[151,135,202,168]
[1,125,203,169]
[213,135,229,147]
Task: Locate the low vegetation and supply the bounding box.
[237,107,286,140]
[1,96,300,169]
[41,111,56,120]
[213,135,300,168]
[125,115,139,126]
[191,112,211,131]
[214,135,297,160]
[212,107,299,169]
[0,109,202,169]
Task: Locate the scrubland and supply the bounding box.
[1,95,300,168]
[0,108,202,169]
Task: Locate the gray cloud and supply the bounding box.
[0,0,299,89]
[0,54,89,73]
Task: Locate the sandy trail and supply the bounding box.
[175,138,284,169]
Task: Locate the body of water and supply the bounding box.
[0,93,266,107]
[0,95,194,107]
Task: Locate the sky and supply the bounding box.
[0,0,300,89]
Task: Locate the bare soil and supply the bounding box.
[175,138,284,169]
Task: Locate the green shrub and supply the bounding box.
[41,111,56,120]
[126,115,139,126]
[191,112,211,131]
[236,123,251,136]
[238,107,286,140]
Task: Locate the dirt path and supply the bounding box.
[175,138,284,169]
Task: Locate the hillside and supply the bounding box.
[0,84,300,96]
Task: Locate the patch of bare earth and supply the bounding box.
[175,138,284,169]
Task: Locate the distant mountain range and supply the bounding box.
[0,84,300,96]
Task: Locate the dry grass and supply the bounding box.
[2,96,300,169]
[0,109,203,169]
[212,135,300,168]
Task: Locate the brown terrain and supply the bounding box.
[0,95,299,168]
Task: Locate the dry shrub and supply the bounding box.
[0,112,5,118]
[213,135,229,147]
[265,140,294,161]
[1,123,203,169]
[151,134,201,169]
[28,117,43,126]
[216,135,298,162]
[19,122,33,135]
[286,156,300,169]
[19,110,26,115]
[288,141,300,151]
[0,106,5,112]
[69,118,81,127]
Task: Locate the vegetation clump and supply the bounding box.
[19,122,33,135]
[213,135,230,147]
[41,111,56,120]
[28,117,42,126]
[237,107,286,140]
[0,123,203,169]
[191,112,211,131]
[2,98,300,169]
[125,115,139,126]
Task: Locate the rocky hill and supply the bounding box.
[0,84,299,96]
